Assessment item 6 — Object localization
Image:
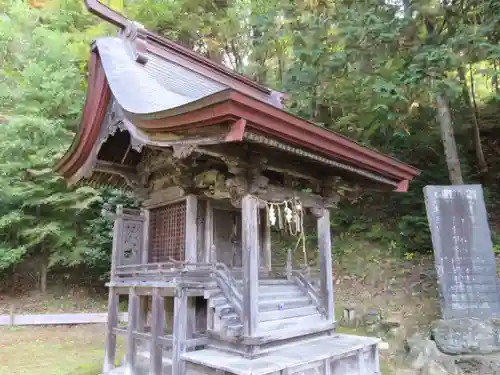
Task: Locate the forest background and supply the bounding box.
[0,0,499,294]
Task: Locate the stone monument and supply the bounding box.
[422,185,500,370]
[424,185,500,320]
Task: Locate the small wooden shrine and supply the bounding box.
[56,1,420,375]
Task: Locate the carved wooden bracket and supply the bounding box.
[321,176,342,207]
[94,160,149,200]
[172,144,196,159]
[225,175,246,206]
[138,148,196,192]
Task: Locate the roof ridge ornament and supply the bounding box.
[121,21,149,65]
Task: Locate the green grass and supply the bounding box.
[0,325,123,375]
[0,318,393,375]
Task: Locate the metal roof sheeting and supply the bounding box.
[96,37,194,115]
[144,53,227,100]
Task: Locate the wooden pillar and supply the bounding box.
[373,343,380,375]
[187,297,196,339]
[164,297,174,334]
[286,249,293,280]
[172,287,188,375]
[141,208,150,264]
[110,205,123,281]
[357,348,366,374]
[150,288,165,375]
[103,288,119,373]
[317,208,335,321]
[262,212,272,273]
[125,288,139,375]
[185,195,198,263]
[204,200,214,263]
[138,296,149,332]
[242,195,259,337]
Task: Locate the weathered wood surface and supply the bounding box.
[182,334,380,375]
[424,185,500,319]
[104,288,120,373]
[204,199,214,263]
[141,208,150,264]
[110,204,124,280]
[143,186,186,208]
[125,288,139,375]
[241,195,260,337]
[262,214,272,272]
[286,249,293,280]
[150,288,165,375]
[317,209,335,321]
[256,185,327,208]
[0,311,128,326]
[292,272,325,317]
[185,194,198,263]
[172,287,188,375]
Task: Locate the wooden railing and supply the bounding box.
[113,260,215,282]
[213,263,244,322]
[113,328,208,351]
[292,270,326,317]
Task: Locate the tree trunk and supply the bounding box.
[457,66,488,175]
[39,260,48,294]
[436,93,464,185]
[493,60,500,96]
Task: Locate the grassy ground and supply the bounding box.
[0,324,392,375]
[0,325,122,375]
[0,239,437,375]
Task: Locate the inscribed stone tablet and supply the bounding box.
[424,185,500,319]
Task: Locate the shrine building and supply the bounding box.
[55,1,420,375]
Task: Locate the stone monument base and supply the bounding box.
[432,318,500,355]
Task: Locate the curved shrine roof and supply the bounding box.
[55,1,420,192]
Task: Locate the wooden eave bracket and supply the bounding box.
[224,118,246,142]
[395,179,409,193]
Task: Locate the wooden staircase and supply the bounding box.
[207,277,334,352]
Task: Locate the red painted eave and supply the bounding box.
[55,51,111,178]
[56,47,420,191]
[129,91,420,184]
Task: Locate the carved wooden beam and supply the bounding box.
[94,160,148,199]
[94,160,137,180]
[137,148,196,192]
[198,146,322,186]
[255,185,327,209]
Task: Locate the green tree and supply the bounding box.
[0,0,104,291]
